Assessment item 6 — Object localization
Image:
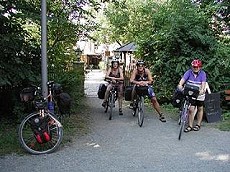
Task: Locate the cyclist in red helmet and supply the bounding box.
[178,59,207,132]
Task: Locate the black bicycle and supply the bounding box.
[132,86,148,127]
[178,84,199,140]
[18,81,63,154]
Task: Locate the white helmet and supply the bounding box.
[111,57,119,65]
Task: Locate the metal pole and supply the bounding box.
[41,0,48,97]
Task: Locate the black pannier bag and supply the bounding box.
[135,86,149,96]
[124,86,133,101]
[184,83,200,98]
[98,83,107,99]
[172,89,184,108]
[20,87,36,102]
[56,92,72,115]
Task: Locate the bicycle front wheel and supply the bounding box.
[137,96,144,127]
[178,120,186,140]
[178,106,188,140]
[18,112,63,155]
[109,93,115,120]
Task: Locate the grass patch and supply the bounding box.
[61,98,91,145]
[0,121,24,156]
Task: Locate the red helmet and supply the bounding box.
[191,59,202,67]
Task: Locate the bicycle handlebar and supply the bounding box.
[104,77,123,83]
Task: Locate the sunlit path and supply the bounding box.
[84,69,106,97]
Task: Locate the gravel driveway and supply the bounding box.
[0,70,229,172]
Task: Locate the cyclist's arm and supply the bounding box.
[130,69,138,85]
[199,81,206,95]
[145,68,153,85]
[178,78,186,90]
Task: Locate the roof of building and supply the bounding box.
[114,42,136,52]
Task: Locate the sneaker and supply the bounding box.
[119,109,123,115]
[129,102,133,109]
[159,113,166,122]
[102,101,106,108]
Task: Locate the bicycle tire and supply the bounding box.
[109,93,114,120]
[178,120,186,140]
[18,112,63,155]
[137,96,144,127]
[178,102,189,140]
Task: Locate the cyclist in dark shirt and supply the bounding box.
[130,60,166,122]
[102,58,124,115]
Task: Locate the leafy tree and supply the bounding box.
[0,0,100,118]
[97,0,230,101]
[0,0,41,87]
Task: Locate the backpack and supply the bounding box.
[56,92,72,115]
[98,83,107,99]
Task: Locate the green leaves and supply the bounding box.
[98,0,230,101]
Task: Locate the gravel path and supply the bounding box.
[0,70,229,172]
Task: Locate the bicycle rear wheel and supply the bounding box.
[137,96,144,127]
[18,112,63,154]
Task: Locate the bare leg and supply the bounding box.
[130,85,136,102]
[151,97,166,122]
[196,106,204,126]
[151,97,162,115]
[129,85,136,108]
[188,105,196,127]
[102,84,112,106]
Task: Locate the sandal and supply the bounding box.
[159,113,166,122]
[193,124,200,131]
[184,126,193,133]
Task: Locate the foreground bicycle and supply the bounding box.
[132,86,148,127]
[18,81,63,154]
[104,84,117,120]
[178,84,199,140]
